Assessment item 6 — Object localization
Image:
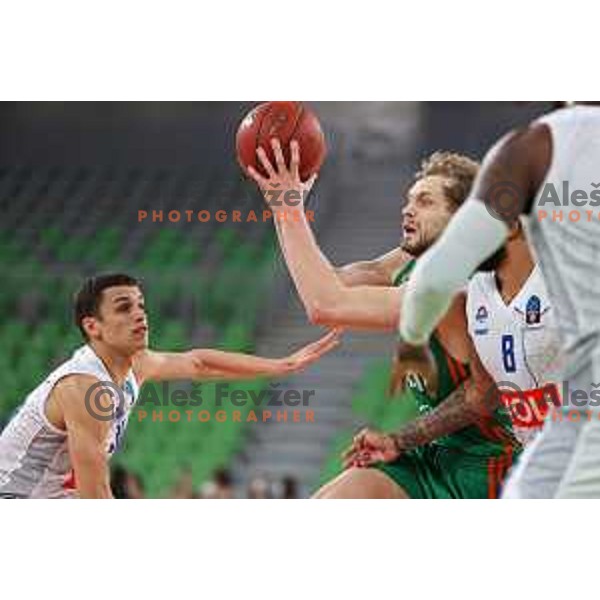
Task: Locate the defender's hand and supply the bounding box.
[277,329,341,374]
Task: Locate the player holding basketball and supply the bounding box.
[399,102,600,498]
[0,274,339,499]
[248,142,520,499]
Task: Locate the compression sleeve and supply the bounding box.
[400,199,510,345]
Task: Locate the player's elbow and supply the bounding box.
[306,283,351,326]
[307,301,343,327]
[307,303,331,326]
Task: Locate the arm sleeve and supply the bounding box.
[400,199,510,345]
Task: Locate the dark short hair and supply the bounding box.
[74,273,141,339]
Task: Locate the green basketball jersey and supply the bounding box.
[393,259,519,457]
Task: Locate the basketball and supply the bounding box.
[236,101,327,181]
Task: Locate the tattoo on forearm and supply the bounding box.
[391,384,488,453]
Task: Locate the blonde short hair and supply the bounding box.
[416,151,480,210]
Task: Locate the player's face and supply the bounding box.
[401,176,455,257]
[85,286,149,355]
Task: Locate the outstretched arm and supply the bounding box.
[133,330,339,384]
[400,124,550,345]
[248,140,408,331]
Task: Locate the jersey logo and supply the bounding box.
[525,295,541,325]
[474,305,490,335]
[404,371,428,395]
[500,384,561,429]
[515,295,550,328]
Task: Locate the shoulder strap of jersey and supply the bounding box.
[392,258,416,287]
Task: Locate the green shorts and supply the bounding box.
[375,444,518,499]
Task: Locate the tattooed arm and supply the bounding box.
[392,377,495,453]
[343,325,503,467]
[343,382,499,468]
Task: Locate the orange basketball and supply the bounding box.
[236,101,326,181]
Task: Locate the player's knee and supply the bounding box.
[313,467,405,499]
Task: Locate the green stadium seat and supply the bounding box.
[57,237,88,263]
[40,226,64,251]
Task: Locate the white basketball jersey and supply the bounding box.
[526,105,600,386]
[467,267,564,444]
[0,345,139,498]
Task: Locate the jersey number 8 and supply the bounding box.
[502,334,517,374]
